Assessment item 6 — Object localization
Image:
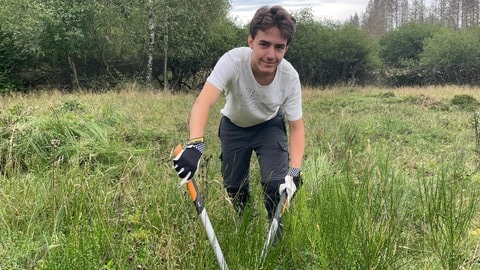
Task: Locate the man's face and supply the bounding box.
[248,27,288,78]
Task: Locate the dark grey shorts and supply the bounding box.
[218,111,289,192]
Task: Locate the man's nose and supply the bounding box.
[266,46,275,58]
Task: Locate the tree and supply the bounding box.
[146,0,155,87]
[461,0,479,27]
[0,0,48,90]
[288,8,378,86]
[420,27,480,84]
[362,0,389,36]
[379,22,441,67]
[0,29,25,91]
[157,0,235,90]
[411,0,426,22]
[378,22,442,86]
[38,0,100,89]
[324,23,379,85]
[93,0,149,86]
[349,13,361,27]
[287,9,331,86]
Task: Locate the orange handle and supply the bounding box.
[173,144,183,157]
[186,181,197,201]
[172,144,198,201]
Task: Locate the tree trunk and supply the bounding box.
[163,5,168,91]
[146,0,155,88]
[68,54,80,90]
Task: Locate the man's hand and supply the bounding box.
[279,167,302,204]
[173,141,204,184]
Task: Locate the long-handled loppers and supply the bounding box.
[173,144,229,270]
[259,190,288,265]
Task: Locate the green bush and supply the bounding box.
[379,22,441,67]
[378,23,441,86]
[451,94,479,110]
[288,9,378,86]
[420,28,480,84]
[0,28,28,92]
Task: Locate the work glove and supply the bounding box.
[173,138,205,185]
[279,167,303,204]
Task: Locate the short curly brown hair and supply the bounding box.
[249,6,296,45]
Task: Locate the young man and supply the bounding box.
[173,6,304,221]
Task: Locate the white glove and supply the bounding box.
[279,175,297,204]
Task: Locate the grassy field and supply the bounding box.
[1,85,480,269]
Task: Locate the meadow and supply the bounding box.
[1,85,480,269]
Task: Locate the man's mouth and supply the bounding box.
[261,60,276,67]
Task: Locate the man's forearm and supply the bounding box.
[188,82,222,139]
[289,119,305,169]
[189,103,209,139]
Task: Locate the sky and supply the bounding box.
[229,0,370,25]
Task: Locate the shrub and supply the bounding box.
[451,94,479,110]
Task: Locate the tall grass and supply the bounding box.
[1,86,480,269]
[416,153,480,269]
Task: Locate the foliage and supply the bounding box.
[38,0,100,88]
[0,0,238,91]
[378,22,442,86]
[4,1,480,90]
[361,0,480,36]
[420,27,480,85]
[0,0,46,90]
[379,22,441,67]
[157,0,239,90]
[450,94,480,111]
[0,29,25,92]
[288,8,378,87]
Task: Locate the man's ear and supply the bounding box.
[248,35,254,48]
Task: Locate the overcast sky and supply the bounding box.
[229,0,370,25]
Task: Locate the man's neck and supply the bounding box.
[252,67,276,86]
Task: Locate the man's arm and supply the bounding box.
[189,81,222,139]
[288,118,305,169]
[279,117,305,203]
[173,82,221,182]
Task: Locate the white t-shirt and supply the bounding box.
[207,47,302,128]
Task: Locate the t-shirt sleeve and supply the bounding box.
[206,51,237,92]
[283,79,303,121]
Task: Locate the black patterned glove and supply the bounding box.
[173,138,205,183]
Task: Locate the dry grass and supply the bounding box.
[303,84,480,100]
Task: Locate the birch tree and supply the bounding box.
[146,0,155,87]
